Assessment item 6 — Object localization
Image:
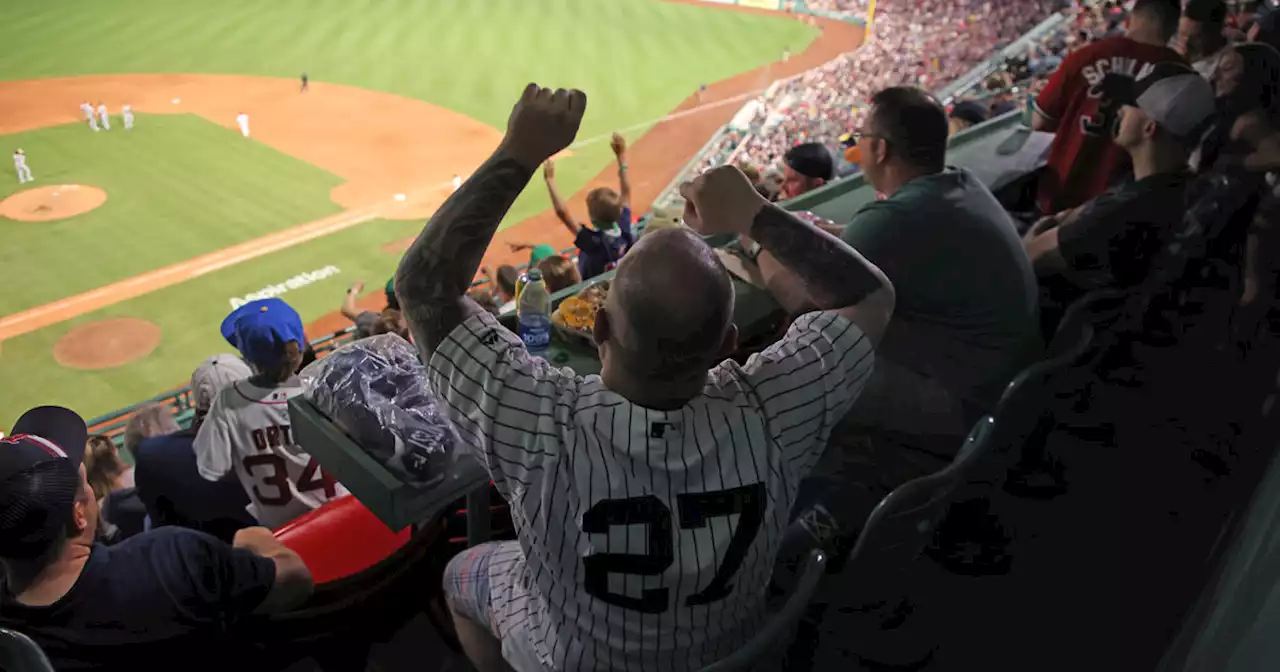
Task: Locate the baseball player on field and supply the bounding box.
[13,149,33,184]
[195,298,347,529]
[97,103,110,131]
[236,112,250,138]
[396,84,893,671]
[122,104,134,131]
[80,102,99,132]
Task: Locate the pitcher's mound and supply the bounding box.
[1,185,107,222]
[54,318,161,370]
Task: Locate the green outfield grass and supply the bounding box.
[0,0,816,423]
[0,115,344,315]
[0,0,817,232]
[0,216,426,427]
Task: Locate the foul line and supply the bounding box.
[0,88,772,342]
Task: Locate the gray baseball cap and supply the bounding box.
[191,354,253,411]
[1103,61,1217,139]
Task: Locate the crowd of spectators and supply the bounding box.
[3,0,1280,669]
[700,0,1062,178]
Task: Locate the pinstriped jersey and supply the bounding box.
[194,378,347,529]
[429,309,874,670]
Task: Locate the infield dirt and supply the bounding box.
[0,184,107,222]
[0,3,862,346]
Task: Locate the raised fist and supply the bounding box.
[678,165,767,237]
[610,132,627,157]
[501,84,587,170]
[543,159,556,181]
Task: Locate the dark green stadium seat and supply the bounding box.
[926,306,1098,577]
[0,628,54,672]
[240,517,450,671]
[698,550,828,672]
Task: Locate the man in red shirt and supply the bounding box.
[1032,0,1184,213]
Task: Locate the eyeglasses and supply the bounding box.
[842,131,889,148]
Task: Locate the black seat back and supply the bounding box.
[0,628,54,672]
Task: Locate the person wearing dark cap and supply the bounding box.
[1026,61,1217,331]
[779,141,834,200]
[820,87,1038,440]
[1177,0,1231,78]
[948,100,990,136]
[0,406,312,670]
[196,298,348,529]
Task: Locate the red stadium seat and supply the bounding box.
[274,495,411,585]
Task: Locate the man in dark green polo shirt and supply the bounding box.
[811,87,1040,437]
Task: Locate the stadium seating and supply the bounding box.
[0,629,54,672]
[699,549,828,672]
[273,494,412,585]
[244,516,447,671]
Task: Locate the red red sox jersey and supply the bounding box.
[428,309,875,670]
[1034,36,1183,212]
[195,378,347,529]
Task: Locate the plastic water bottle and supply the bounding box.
[518,268,552,358]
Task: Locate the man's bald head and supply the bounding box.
[600,227,735,382]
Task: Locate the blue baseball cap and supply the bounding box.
[220,298,306,368]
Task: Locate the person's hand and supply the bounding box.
[500,84,587,170]
[543,160,556,181]
[610,132,626,157]
[507,242,526,252]
[1024,215,1059,241]
[349,280,365,294]
[679,165,768,237]
[233,526,281,552]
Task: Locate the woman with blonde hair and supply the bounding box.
[84,434,131,502]
[91,404,178,541]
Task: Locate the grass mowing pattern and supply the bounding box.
[0,0,815,421]
[0,0,816,231]
[0,218,426,426]
[0,115,344,314]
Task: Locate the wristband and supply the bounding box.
[619,162,629,170]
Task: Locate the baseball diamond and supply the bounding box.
[0,0,837,423]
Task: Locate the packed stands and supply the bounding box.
[699,0,1061,179]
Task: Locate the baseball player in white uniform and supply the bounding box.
[195,298,347,529]
[80,102,99,132]
[396,84,894,671]
[236,112,250,138]
[122,104,134,131]
[97,103,110,131]
[13,149,33,184]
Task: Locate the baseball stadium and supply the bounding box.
[3,0,1280,669]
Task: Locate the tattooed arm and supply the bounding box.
[680,165,893,345]
[395,151,536,358]
[752,205,895,345]
[397,84,588,360]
